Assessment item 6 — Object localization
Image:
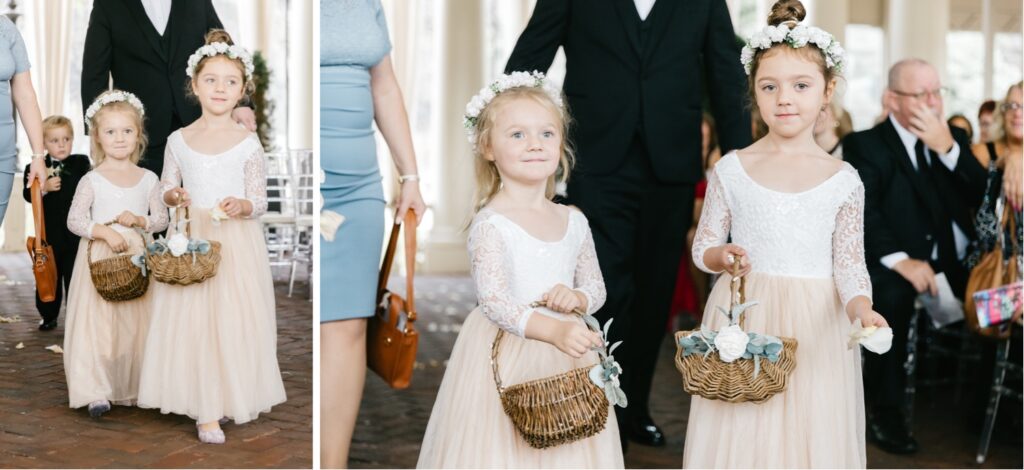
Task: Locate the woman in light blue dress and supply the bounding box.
[319,0,425,467]
[0,16,47,226]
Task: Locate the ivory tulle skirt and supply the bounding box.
[137,211,286,424]
[63,230,151,409]
[682,273,866,469]
[417,308,624,468]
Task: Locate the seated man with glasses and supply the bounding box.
[842,58,989,455]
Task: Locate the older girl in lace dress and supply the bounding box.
[64,90,168,418]
[137,31,286,445]
[683,1,888,468]
[416,74,623,468]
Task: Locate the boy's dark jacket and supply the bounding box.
[22,154,91,247]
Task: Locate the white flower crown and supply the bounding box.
[463,71,564,145]
[186,42,255,80]
[740,23,845,75]
[85,91,145,127]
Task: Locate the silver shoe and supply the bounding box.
[196,423,226,444]
[87,400,111,418]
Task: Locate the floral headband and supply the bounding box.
[740,23,846,75]
[85,91,145,128]
[463,71,564,145]
[186,42,255,80]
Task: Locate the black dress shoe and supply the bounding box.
[868,408,919,454]
[626,414,666,447]
[38,319,57,331]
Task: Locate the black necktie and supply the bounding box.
[914,139,930,175]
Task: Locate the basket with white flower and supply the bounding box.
[674,260,798,403]
[145,206,222,286]
[491,301,627,449]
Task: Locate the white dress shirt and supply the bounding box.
[881,115,970,269]
[634,0,656,21]
[141,0,172,35]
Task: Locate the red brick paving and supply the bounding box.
[0,253,312,469]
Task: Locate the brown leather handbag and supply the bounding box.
[25,179,58,302]
[964,202,1020,339]
[367,210,419,389]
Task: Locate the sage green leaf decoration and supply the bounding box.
[583,314,601,333]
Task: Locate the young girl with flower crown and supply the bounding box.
[416,72,624,468]
[136,30,286,444]
[683,1,889,467]
[64,90,168,418]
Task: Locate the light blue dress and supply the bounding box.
[320,0,391,322]
[0,16,30,225]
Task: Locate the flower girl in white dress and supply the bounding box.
[416,73,625,468]
[64,90,168,417]
[683,1,888,468]
[137,31,286,444]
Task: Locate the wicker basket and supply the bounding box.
[88,223,148,302]
[491,303,610,449]
[148,207,222,286]
[674,267,798,404]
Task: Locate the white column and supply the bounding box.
[886,0,949,75]
[813,0,849,44]
[982,0,994,100]
[421,0,483,274]
[287,0,313,149]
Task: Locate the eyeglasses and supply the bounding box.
[1000,102,1023,112]
[890,87,949,100]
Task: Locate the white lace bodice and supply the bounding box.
[160,130,268,217]
[68,170,169,239]
[468,207,607,337]
[692,152,872,308]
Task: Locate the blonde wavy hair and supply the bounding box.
[989,80,1023,146]
[470,86,575,213]
[88,91,148,167]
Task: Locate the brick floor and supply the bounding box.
[349,275,1022,469]
[0,253,312,469]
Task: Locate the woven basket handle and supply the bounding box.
[728,258,748,329]
[490,301,589,392]
[88,220,145,264]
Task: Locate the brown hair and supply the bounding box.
[747,0,838,111]
[470,86,574,213]
[42,115,73,136]
[186,29,256,98]
[88,90,148,167]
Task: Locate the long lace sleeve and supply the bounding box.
[469,219,536,337]
[159,142,181,205]
[692,169,731,273]
[833,178,873,308]
[574,218,606,315]
[243,142,268,218]
[67,176,96,239]
[144,177,169,233]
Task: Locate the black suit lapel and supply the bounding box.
[641,0,679,63]
[612,0,642,56]
[121,0,168,62]
[880,118,947,229]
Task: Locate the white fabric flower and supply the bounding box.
[766,25,789,42]
[714,324,750,363]
[85,91,146,128]
[210,205,229,226]
[185,42,255,80]
[741,23,844,76]
[849,325,893,354]
[167,233,189,257]
[462,71,563,148]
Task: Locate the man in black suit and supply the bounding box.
[505,0,750,448]
[81,0,255,177]
[844,58,988,455]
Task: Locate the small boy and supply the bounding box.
[22,116,90,331]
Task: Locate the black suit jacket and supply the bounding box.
[22,154,91,249]
[843,118,987,278]
[505,0,751,183]
[81,0,222,171]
